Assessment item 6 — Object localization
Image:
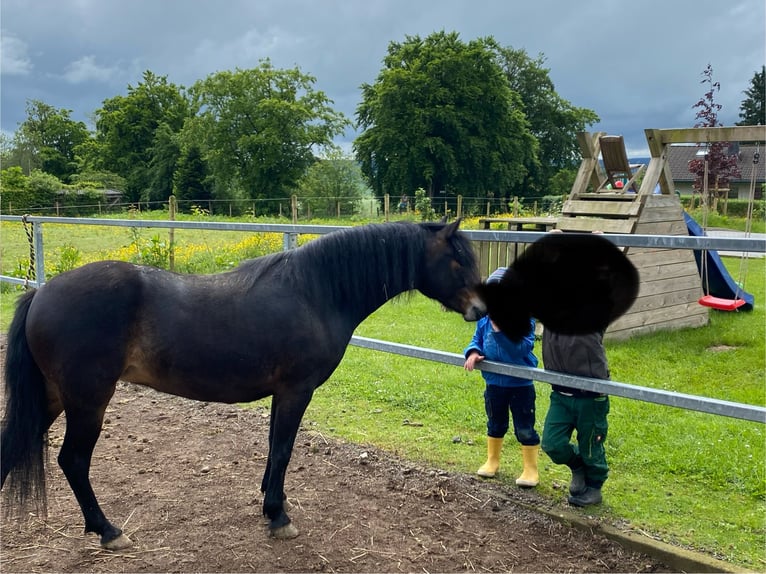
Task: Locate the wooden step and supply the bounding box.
[572,192,641,201]
[556,217,637,234]
[563,199,642,217]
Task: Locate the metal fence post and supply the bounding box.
[33,221,46,287]
[283,232,298,251]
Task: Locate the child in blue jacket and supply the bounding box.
[463,267,540,487]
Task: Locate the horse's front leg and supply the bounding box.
[261,390,313,539]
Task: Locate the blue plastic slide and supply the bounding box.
[683,211,754,311]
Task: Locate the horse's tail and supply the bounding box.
[1,288,49,515]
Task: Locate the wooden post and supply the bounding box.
[384,194,390,221]
[291,195,298,223]
[457,195,463,218]
[168,195,176,272]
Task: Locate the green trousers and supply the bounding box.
[541,391,610,487]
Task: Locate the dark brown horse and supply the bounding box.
[1,220,485,549]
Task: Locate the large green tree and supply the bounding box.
[737,66,765,126]
[495,47,599,196]
[354,31,538,204]
[11,100,90,183]
[186,61,351,211]
[92,71,191,202]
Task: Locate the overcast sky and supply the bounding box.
[1,0,764,157]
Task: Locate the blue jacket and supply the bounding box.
[464,316,538,388]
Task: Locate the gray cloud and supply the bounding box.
[1,32,33,75]
[1,0,763,156]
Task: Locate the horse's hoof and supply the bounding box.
[271,522,299,539]
[102,533,133,550]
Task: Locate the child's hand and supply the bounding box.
[464,352,485,371]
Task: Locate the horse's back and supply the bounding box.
[28,260,143,338]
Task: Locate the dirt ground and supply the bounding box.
[0,340,671,573]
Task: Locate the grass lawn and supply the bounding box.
[311,275,764,569]
[0,213,763,569]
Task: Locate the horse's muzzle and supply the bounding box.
[463,296,487,321]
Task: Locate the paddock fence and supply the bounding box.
[1,214,764,424]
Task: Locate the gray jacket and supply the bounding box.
[542,330,609,396]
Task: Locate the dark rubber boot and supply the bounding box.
[569,465,586,496]
[567,486,602,507]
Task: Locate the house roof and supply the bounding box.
[666,144,764,184]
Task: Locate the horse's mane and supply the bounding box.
[293,222,425,308]
[234,221,473,315]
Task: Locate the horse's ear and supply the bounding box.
[439,218,461,237]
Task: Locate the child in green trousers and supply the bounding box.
[541,329,610,506]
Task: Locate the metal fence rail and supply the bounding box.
[2,215,764,424]
[351,336,766,424]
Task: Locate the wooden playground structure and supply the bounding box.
[476,125,765,340]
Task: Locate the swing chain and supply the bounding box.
[21,214,36,289]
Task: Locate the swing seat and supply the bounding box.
[698,294,747,311]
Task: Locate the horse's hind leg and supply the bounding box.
[58,403,131,550]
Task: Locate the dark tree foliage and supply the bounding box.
[12,100,90,183]
[737,66,765,126]
[354,31,538,203]
[174,145,211,206]
[93,71,191,202]
[687,64,740,195]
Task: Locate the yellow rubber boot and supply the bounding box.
[477,437,503,478]
[516,444,540,487]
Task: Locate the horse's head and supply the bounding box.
[418,219,485,321]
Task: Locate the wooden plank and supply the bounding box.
[637,275,703,297]
[642,129,677,195]
[571,193,640,200]
[628,248,698,268]
[609,301,709,330]
[556,218,636,234]
[562,199,641,217]
[572,131,605,196]
[607,313,709,341]
[626,288,704,314]
[476,240,492,279]
[653,126,765,145]
[642,194,681,209]
[634,220,688,235]
[478,217,557,230]
[634,260,700,281]
[634,206,683,223]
